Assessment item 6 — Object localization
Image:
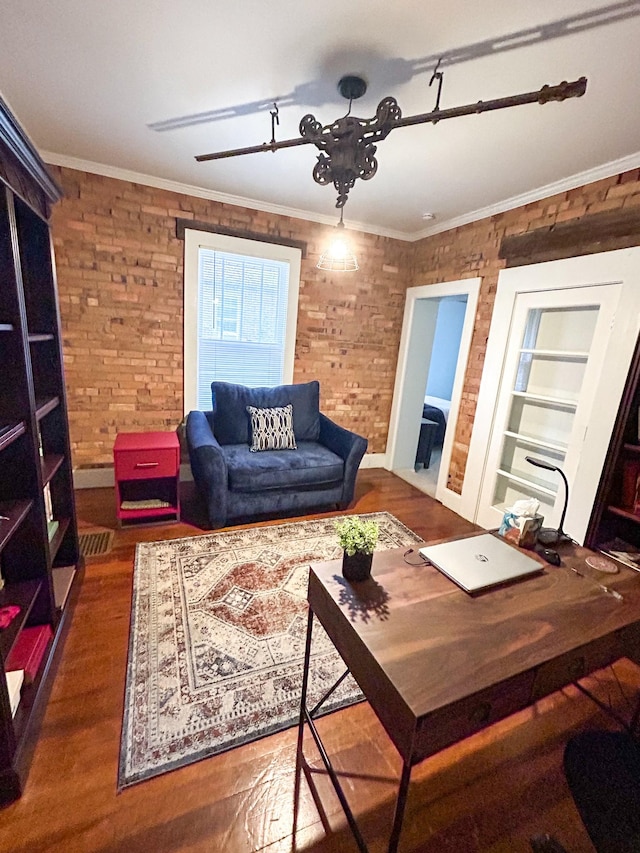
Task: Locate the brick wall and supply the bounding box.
[49,165,640,485]
[413,169,640,493]
[49,167,413,469]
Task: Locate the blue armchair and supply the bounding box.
[186,380,368,529]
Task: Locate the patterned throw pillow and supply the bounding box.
[246,404,297,452]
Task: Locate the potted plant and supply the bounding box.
[335,516,379,582]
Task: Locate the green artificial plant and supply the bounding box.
[335,516,379,557]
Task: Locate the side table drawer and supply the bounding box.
[115,447,178,480]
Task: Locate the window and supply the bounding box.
[184,230,301,412]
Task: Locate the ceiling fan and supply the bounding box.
[196,69,587,213]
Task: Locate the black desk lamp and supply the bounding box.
[525,456,572,545]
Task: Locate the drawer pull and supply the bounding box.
[135,461,160,468]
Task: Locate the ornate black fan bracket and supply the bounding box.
[299,80,403,208]
[196,74,587,211]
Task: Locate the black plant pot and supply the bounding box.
[341,550,373,582]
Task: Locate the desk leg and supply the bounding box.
[296,605,369,852]
[296,606,314,764]
[388,761,412,853]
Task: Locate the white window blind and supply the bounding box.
[184,230,301,413]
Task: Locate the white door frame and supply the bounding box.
[386,277,480,512]
[462,247,640,540]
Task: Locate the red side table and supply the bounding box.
[113,432,180,526]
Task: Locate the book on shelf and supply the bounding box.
[5,625,53,684]
[5,670,23,718]
[598,537,640,572]
[44,482,54,521]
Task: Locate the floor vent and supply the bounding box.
[78,529,115,558]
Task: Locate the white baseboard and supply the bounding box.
[360,452,386,469]
[73,467,114,489]
[438,486,471,521]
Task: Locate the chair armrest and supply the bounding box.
[319,413,368,506]
[186,410,228,528]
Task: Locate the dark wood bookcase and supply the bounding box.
[586,331,640,565]
[0,95,81,802]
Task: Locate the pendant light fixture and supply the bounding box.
[317,207,358,271]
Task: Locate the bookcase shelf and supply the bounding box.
[40,454,64,486]
[0,422,26,452]
[0,500,33,551]
[49,517,70,562]
[0,94,81,804]
[0,580,41,661]
[35,396,60,421]
[606,505,640,524]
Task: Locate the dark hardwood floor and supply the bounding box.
[1,469,638,852]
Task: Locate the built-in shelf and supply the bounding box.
[520,348,589,359]
[495,468,557,498]
[28,333,54,343]
[0,322,14,332]
[502,430,568,454]
[511,390,578,408]
[623,443,640,454]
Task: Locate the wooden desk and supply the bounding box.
[297,544,640,852]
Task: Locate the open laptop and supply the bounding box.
[419,533,544,594]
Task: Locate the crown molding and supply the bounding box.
[42,149,640,244]
[413,151,640,240]
[40,150,410,241]
[0,98,62,203]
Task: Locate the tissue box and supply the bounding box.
[498,510,543,549]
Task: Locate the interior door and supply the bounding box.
[475,284,620,539]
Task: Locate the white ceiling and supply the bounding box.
[1,0,639,239]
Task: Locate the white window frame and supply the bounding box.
[183,229,301,414]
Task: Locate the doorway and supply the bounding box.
[386,278,480,507]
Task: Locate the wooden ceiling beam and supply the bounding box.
[500,207,640,267]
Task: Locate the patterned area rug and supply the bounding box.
[118,512,421,788]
